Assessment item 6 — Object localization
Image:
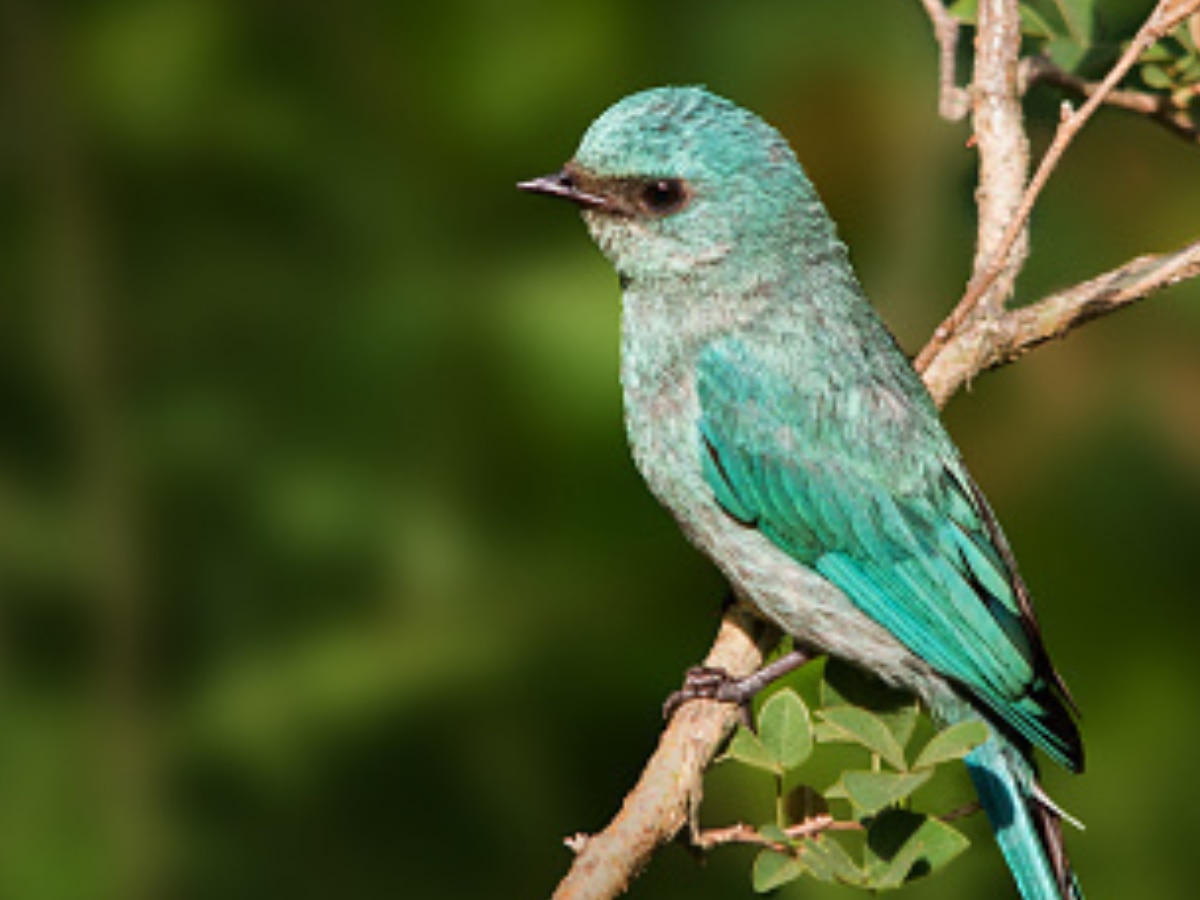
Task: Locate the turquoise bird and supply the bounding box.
[520,86,1083,900]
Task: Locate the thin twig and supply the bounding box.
[694,815,865,853]
[918,0,971,120]
[915,0,1200,374]
[940,801,983,822]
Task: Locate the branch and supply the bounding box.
[694,815,864,853]
[921,238,1200,405]
[916,0,1200,373]
[918,0,971,120]
[550,605,777,900]
[1025,54,1200,146]
[963,0,1031,326]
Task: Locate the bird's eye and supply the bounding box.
[639,179,689,216]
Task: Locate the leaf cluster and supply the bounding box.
[1139,26,1200,99]
[951,0,1200,95]
[716,659,988,893]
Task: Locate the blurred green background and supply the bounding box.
[2,1,1198,898]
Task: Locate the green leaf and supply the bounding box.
[823,779,849,800]
[816,706,908,772]
[1177,51,1200,83]
[947,0,976,24]
[842,769,932,817]
[752,848,804,893]
[1019,5,1058,39]
[1141,61,1175,90]
[801,835,864,885]
[866,810,971,886]
[819,660,919,750]
[871,830,927,889]
[910,816,972,875]
[758,688,812,771]
[1182,16,1200,55]
[1050,0,1094,45]
[723,725,782,776]
[1046,35,1088,71]
[1140,41,1176,64]
[881,704,920,750]
[758,822,791,846]
[912,720,990,770]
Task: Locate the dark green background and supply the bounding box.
[2,1,1198,898]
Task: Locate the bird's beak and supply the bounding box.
[517,168,610,211]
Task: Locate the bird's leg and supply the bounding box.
[662,648,811,723]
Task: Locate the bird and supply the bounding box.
[519,86,1083,900]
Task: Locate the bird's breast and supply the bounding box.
[618,295,720,537]
[621,363,705,513]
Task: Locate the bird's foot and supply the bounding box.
[661,649,812,725]
[662,665,754,726]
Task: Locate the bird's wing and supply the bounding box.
[696,337,1082,771]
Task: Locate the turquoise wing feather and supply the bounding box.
[697,337,1082,772]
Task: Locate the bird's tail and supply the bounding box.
[965,725,1082,900]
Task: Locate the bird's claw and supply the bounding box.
[662,665,755,727]
[661,649,813,726]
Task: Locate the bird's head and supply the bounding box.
[520,86,824,286]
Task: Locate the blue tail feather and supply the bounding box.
[966,729,1082,900]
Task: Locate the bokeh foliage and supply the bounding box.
[0,1,1198,899]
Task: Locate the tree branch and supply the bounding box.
[962,0,1030,326]
[921,237,1200,406]
[1025,54,1200,146]
[918,0,971,120]
[693,815,864,853]
[550,605,777,900]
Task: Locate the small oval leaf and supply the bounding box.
[907,816,971,876]
[1052,0,1095,45]
[758,689,813,771]
[1019,5,1057,38]
[1047,35,1087,71]
[819,660,922,749]
[867,809,971,885]
[871,833,926,889]
[816,706,907,771]
[752,848,804,893]
[802,835,864,885]
[947,0,977,25]
[723,725,782,775]
[1142,61,1175,89]
[912,720,990,770]
[843,769,932,817]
